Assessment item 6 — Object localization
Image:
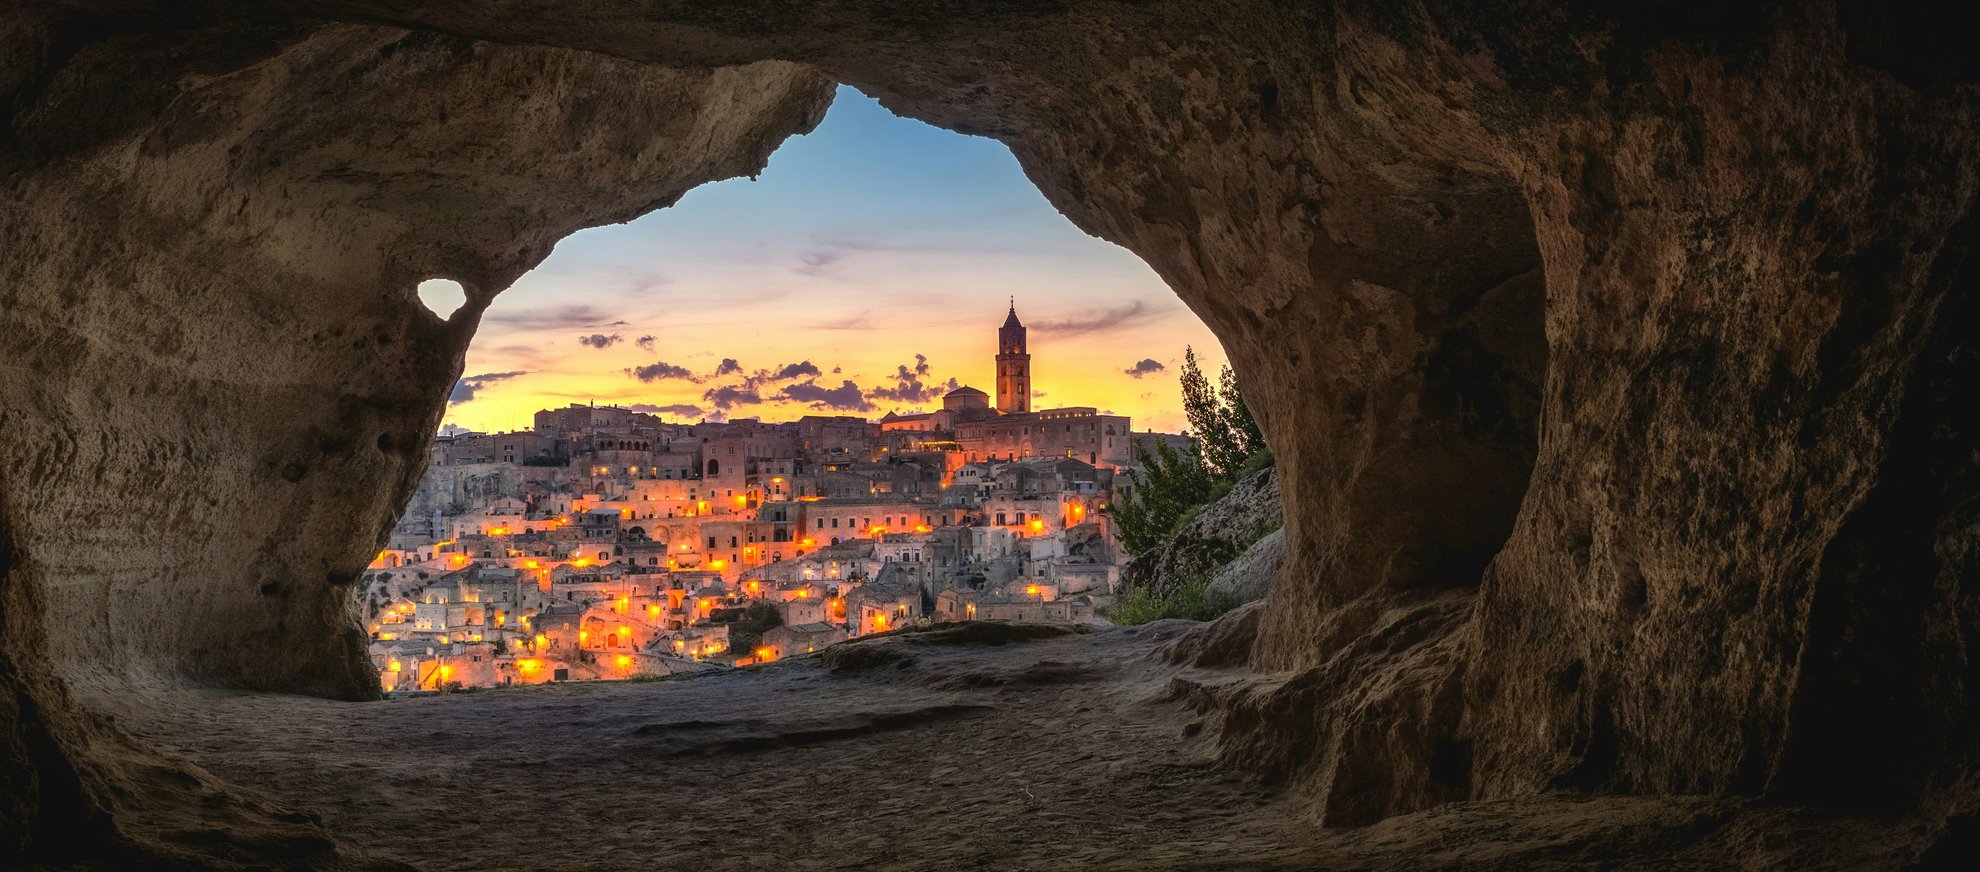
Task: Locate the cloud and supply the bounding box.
[578,333,623,349]
[448,370,527,405]
[780,379,876,412]
[702,384,764,409]
[635,335,656,351]
[713,358,743,377]
[628,361,699,382]
[818,312,876,330]
[630,403,703,419]
[768,360,821,381]
[1030,301,1162,337]
[794,250,846,277]
[867,354,958,404]
[1123,358,1166,377]
[483,305,627,331]
[1032,391,1049,399]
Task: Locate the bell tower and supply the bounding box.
[995,299,1031,414]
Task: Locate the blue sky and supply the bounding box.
[443,85,1223,433]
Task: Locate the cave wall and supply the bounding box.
[1,16,833,859]
[3,0,1977,862]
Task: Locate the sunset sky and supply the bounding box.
[439,86,1225,435]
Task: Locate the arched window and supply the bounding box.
[707,459,720,476]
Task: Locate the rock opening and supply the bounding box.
[415,278,468,320]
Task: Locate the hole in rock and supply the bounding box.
[416,277,467,319]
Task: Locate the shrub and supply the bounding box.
[1103,572,1236,626]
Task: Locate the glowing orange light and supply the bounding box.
[617,626,630,638]
[616,655,632,669]
[711,559,726,570]
[679,544,691,551]
[519,659,538,671]
[387,660,401,672]
[524,559,539,569]
[1026,585,1039,595]
[579,630,589,642]
[756,647,775,661]
[648,605,661,617]
[734,495,748,506]
[1030,520,1045,531]
[534,634,548,648]
[621,509,633,519]
[874,614,889,630]
[573,558,591,568]
[796,590,809,598]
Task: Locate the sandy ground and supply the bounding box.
[91,622,1920,871]
[98,623,1330,871]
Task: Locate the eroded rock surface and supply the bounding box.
[1121,466,1282,601]
[4,1,1977,866]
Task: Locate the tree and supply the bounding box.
[1180,347,1246,476]
[1218,364,1266,461]
[1109,436,1215,555]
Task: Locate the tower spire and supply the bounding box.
[996,299,1031,414]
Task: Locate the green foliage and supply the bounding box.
[1109,437,1214,555]
[1180,347,1244,475]
[1180,348,1269,480]
[1219,364,1266,461]
[1103,572,1234,625]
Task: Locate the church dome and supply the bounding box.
[943,385,990,412]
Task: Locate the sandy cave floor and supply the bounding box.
[96,623,1327,870]
[88,623,1912,871]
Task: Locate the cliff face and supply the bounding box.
[3,0,1976,864]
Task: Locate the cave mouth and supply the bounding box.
[14,5,1972,868]
[352,82,1230,693]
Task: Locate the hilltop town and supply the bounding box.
[363,305,1191,691]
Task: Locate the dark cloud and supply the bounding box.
[769,360,822,381]
[1123,358,1166,377]
[630,403,703,419]
[702,384,763,409]
[1032,391,1049,399]
[448,370,527,405]
[713,358,743,377]
[577,333,623,349]
[832,366,842,374]
[867,354,958,404]
[780,379,876,412]
[627,361,699,382]
[483,305,626,331]
[635,335,656,351]
[1030,301,1161,337]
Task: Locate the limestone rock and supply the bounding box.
[4,1,1978,866]
[1207,527,1284,606]
[1120,466,1282,597]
